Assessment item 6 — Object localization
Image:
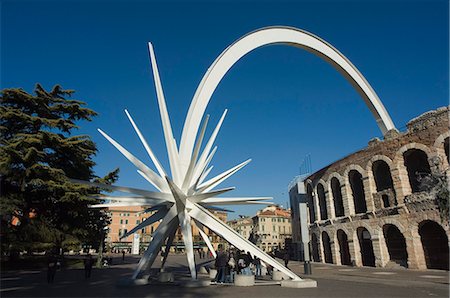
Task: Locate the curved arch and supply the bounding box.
[178,26,397,169]
[322,231,333,263]
[434,131,450,149]
[393,142,433,167]
[383,224,408,268]
[418,220,449,270]
[317,181,329,220]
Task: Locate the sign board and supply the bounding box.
[299,203,310,261]
[132,233,140,255]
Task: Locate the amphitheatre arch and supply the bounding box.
[178,26,397,172]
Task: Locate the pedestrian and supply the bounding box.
[122,250,125,262]
[253,256,261,278]
[47,253,57,283]
[214,245,228,283]
[237,251,245,274]
[283,250,290,268]
[227,252,236,282]
[84,254,94,279]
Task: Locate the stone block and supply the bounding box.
[209,269,217,279]
[182,279,211,287]
[281,279,317,288]
[272,270,289,281]
[198,266,208,275]
[158,272,174,283]
[234,274,255,286]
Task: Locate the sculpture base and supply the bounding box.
[234,274,255,286]
[281,279,317,288]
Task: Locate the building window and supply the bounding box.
[120,219,123,224]
[137,220,140,224]
[125,220,128,224]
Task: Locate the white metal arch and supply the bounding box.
[179,26,396,173]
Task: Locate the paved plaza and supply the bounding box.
[1,254,448,297]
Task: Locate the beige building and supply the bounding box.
[228,216,254,239]
[290,107,449,270]
[228,205,292,252]
[254,205,292,252]
[105,206,160,252]
[106,206,227,253]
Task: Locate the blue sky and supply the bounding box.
[2,0,448,219]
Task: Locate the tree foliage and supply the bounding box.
[0,84,118,254]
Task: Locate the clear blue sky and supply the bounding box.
[2,0,448,219]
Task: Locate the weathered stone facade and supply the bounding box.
[299,107,449,270]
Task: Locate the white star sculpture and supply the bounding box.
[72,43,302,281]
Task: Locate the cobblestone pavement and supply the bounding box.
[1,254,448,297]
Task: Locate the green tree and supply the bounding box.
[0,84,117,255]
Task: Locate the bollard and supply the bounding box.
[304,261,312,275]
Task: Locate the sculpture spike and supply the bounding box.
[148,42,180,184]
[125,109,167,178]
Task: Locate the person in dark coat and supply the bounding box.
[47,253,57,283]
[214,246,228,283]
[283,250,290,268]
[84,254,94,279]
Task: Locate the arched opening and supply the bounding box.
[317,184,328,220]
[419,221,449,270]
[311,233,320,262]
[444,137,449,163]
[349,170,367,214]
[357,227,375,267]
[372,160,394,192]
[307,184,316,223]
[331,177,345,217]
[383,224,408,268]
[403,149,431,193]
[337,229,351,265]
[322,231,333,264]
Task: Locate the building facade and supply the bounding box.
[106,206,227,253]
[228,205,293,252]
[290,107,449,270]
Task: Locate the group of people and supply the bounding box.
[46,253,107,283]
[213,245,266,283]
[197,248,207,259]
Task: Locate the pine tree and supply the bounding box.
[0,84,118,255]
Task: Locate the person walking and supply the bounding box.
[47,253,57,283]
[253,256,262,278]
[84,254,94,279]
[283,250,290,268]
[122,250,125,262]
[214,245,228,283]
[227,252,236,282]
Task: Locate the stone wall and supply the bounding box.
[301,107,449,270]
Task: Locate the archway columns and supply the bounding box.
[390,167,410,205]
[351,232,362,266]
[317,233,325,263]
[376,233,390,268]
[341,183,355,216]
[371,232,388,267]
[362,176,375,213]
[408,229,427,269]
[313,192,321,222]
[325,189,336,220]
[330,237,341,265]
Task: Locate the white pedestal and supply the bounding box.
[272,270,289,281]
[281,279,317,288]
[209,269,217,279]
[234,274,255,286]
